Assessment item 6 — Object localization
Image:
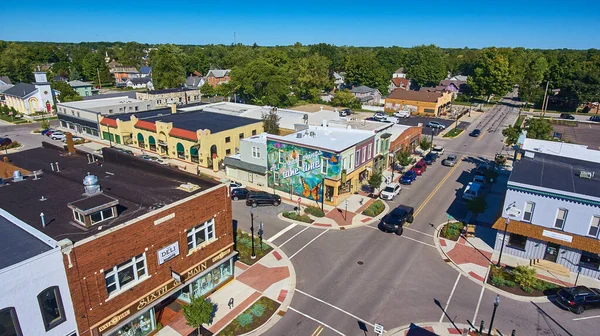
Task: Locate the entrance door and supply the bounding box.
[544,242,560,262]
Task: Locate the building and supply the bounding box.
[493,139,600,279]
[127,77,154,90]
[0,209,78,336]
[3,72,56,115]
[99,106,263,170]
[140,66,152,78]
[68,80,96,97]
[439,80,468,97]
[205,69,230,87]
[136,88,202,108]
[111,66,140,87]
[385,89,452,117]
[350,85,382,105]
[0,75,11,86]
[57,96,156,138]
[393,67,407,79]
[185,75,205,89]
[333,72,345,89]
[224,132,268,186]
[1,145,234,336]
[449,75,468,82]
[389,77,411,93]
[267,124,376,205]
[387,124,423,157]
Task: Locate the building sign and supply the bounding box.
[157,242,179,265]
[98,310,131,333]
[542,230,573,243]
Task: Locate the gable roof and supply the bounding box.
[451,75,468,81]
[333,72,344,80]
[68,80,92,88]
[140,66,152,75]
[206,69,231,78]
[128,77,153,84]
[2,83,37,98]
[350,85,378,94]
[112,66,139,74]
[440,80,467,90]
[387,89,443,102]
[391,78,410,88]
[0,76,12,85]
[186,76,204,87]
[394,67,405,74]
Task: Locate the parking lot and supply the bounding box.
[552,122,600,148]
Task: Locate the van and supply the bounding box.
[463,182,482,200]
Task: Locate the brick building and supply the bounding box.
[136,88,202,108]
[205,69,230,87]
[387,124,423,154]
[1,144,235,336]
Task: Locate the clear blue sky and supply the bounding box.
[3,0,599,49]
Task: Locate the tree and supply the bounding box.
[466,196,488,215]
[117,42,145,67]
[419,137,432,151]
[81,52,111,84]
[396,148,413,168]
[404,45,447,88]
[289,54,331,101]
[525,118,553,140]
[262,108,281,135]
[150,44,186,89]
[368,170,383,193]
[0,43,34,83]
[40,119,50,130]
[51,80,83,103]
[344,52,388,93]
[200,83,215,97]
[376,47,406,77]
[330,89,361,109]
[230,58,292,107]
[518,55,548,104]
[182,296,214,335]
[468,48,512,102]
[183,47,210,75]
[502,125,521,145]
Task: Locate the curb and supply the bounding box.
[387,322,472,335]
[1,143,25,154]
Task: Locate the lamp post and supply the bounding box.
[488,295,500,336]
[498,204,520,267]
[250,210,256,259]
[497,216,509,267]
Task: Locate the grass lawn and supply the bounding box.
[219,296,280,336]
[514,115,525,127]
[439,222,465,241]
[443,128,464,138]
[0,114,21,123]
[235,230,272,266]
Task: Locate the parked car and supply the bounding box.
[45,130,56,137]
[473,174,486,185]
[62,136,83,143]
[380,183,401,200]
[246,192,281,207]
[427,121,446,129]
[231,188,250,201]
[470,129,482,137]
[462,182,482,200]
[423,152,438,165]
[560,113,575,120]
[41,129,55,136]
[442,154,458,167]
[0,137,12,147]
[393,110,410,118]
[373,112,387,121]
[380,205,414,235]
[339,108,352,117]
[400,170,417,185]
[50,132,66,141]
[474,163,490,176]
[556,286,600,314]
[412,160,427,175]
[589,116,600,122]
[229,181,244,189]
[431,145,445,156]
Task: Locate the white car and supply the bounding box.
[393,110,411,118]
[380,183,401,200]
[229,181,244,189]
[373,112,387,121]
[51,132,66,141]
[62,136,83,143]
[431,145,445,156]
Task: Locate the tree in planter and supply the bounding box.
[466,196,488,215]
[262,108,281,135]
[368,170,383,194]
[182,296,215,335]
[513,265,538,291]
[502,125,521,145]
[419,137,432,151]
[396,148,413,171]
[40,119,50,130]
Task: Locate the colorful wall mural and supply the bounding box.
[267,140,341,202]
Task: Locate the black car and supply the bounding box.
[589,116,600,122]
[423,152,438,165]
[556,286,600,314]
[380,205,414,235]
[560,113,575,120]
[470,129,481,137]
[339,108,351,117]
[0,137,12,147]
[231,188,250,201]
[246,192,281,207]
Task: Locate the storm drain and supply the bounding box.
[357,260,364,265]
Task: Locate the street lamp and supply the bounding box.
[250,209,256,259]
[487,295,500,336]
[498,204,521,267]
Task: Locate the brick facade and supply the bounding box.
[389,126,422,154]
[136,89,201,108]
[63,185,233,335]
[206,75,230,87]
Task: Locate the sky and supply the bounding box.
[2,0,599,49]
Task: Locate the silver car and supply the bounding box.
[442,154,458,167]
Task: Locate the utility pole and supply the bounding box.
[234,32,237,45]
[541,81,549,117]
[97,67,102,90]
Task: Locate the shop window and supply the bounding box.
[298,153,303,168]
[252,130,257,136]
[107,308,155,336]
[105,254,147,296]
[523,202,535,222]
[321,157,327,174]
[424,108,435,113]
[90,208,114,225]
[0,307,22,336]
[179,259,234,302]
[507,233,527,250]
[554,209,568,229]
[60,120,67,127]
[588,216,600,237]
[225,136,231,143]
[580,251,600,270]
[187,219,215,252]
[367,144,372,159]
[37,286,66,331]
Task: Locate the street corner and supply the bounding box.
[387,322,474,336]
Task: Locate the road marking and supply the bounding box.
[439,273,461,323]
[404,226,434,238]
[363,226,436,247]
[312,325,324,336]
[476,130,488,141]
[288,306,345,336]
[289,229,329,259]
[573,314,600,321]
[279,226,309,247]
[267,223,297,242]
[414,157,463,217]
[472,266,491,323]
[296,289,374,327]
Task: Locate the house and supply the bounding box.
[205,69,231,87]
[419,86,447,93]
[333,72,345,89]
[3,72,56,115]
[0,75,11,86]
[185,75,205,89]
[492,138,600,280]
[140,66,152,78]
[385,89,452,117]
[127,77,154,90]
[224,132,269,186]
[52,75,68,82]
[449,75,468,81]
[1,145,233,336]
[439,79,468,94]
[389,77,411,93]
[350,85,382,105]
[136,88,201,107]
[111,66,140,87]
[68,80,96,97]
[393,67,407,79]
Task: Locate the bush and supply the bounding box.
[513,265,538,289]
[1,141,21,150]
[363,208,375,217]
[441,222,464,240]
[491,276,505,287]
[282,211,313,223]
[304,206,325,217]
[522,287,534,294]
[237,313,253,327]
[362,200,385,216]
[238,236,252,249]
[504,280,517,287]
[249,303,266,317]
[532,280,558,292]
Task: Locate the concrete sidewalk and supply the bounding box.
[388,321,509,336]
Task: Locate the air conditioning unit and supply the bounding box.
[580,171,594,179]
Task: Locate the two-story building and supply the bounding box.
[136,88,201,108]
[350,86,382,105]
[224,133,268,186]
[68,80,96,97]
[493,139,600,279]
[385,89,452,117]
[111,67,140,87]
[205,70,230,87]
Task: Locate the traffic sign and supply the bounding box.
[297,197,301,204]
[374,323,384,334]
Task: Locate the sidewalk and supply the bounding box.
[388,321,508,336]
[156,243,296,336]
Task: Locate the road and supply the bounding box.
[0,120,60,152]
[231,92,599,336]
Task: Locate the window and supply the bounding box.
[135,106,139,111]
[580,251,600,270]
[0,307,22,336]
[225,136,231,143]
[109,109,113,113]
[362,147,366,162]
[239,133,244,139]
[321,157,327,174]
[38,287,66,331]
[274,172,280,186]
[355,150,360,165]
[298,153,303,168]
[77,112,80,118]
[349,154,353,169]
[279,150,284,163]
[128,106,133,111]
[342,158,347,170]
[226,149,231,155]
[187,219,215,252]
[375,139,379,154]
[554,209,568,229]
[507,233,527,250]
[424,108,435,113]
[523,202,535,222]
[252,146,261,159]
[72,210,85,224]
[90,208,114,224]
[179,97,183,103]
[588,216,600,237]
[367,144,372,159]
[104,254,147,296]
[252,130,257,136]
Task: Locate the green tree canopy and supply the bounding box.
[150,44,186,89]
[396,148,413,167]
[344,52,388,93]
[52,80,83,103]
[525,118,553,140]
[182,296,214,335]
[81,52,112,84]
[262,108,281,135]
[230,58,292,107]
[368,170,383,192]
[0,43,34,83]
[404,45,447,87]
[290,54,331,101]
[331,89,361,109]
[117,42,146,67]
[468,48,512,101]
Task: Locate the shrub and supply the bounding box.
[504,280,516,287]
[490,266,505,279]
[260,243,269,250]
[33,129,42,133]
[532,280,558,292]
[490,276,506,287]
[238,237,252,248]
[237,313,253,327]
[249,303,266,317]
[304,206,325,217]
[363,208,375,217]
[522,287,534,294]
[513,265,538,289]
[362,200,385,216]
[282,211,313,223]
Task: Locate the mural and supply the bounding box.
[267,140,341,202]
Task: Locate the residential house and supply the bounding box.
[127,77,154,90]
[136,88,201,107]
[449,75,468,82]
[393,67,407,79]
[3,72,56,115]
[385,89,452,117]
[140,66,152,78]
[185,75,205,90]
[52,76,68,82]
[205,69,231,87]
[0,75,11,86]
[68,80,96,97]
[439,79,468,97]
[111,66,140,87]
[350,85,382,105]
[333,72,345,89]
[389,77,411,93]
[224,132,268,186]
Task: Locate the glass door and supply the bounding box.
[544,242,560,263]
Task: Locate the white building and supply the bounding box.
[224,133,268,186]
[0,209,77,336]
[3,72,56,115]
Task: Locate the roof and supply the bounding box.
[391,78,410,88]
[333,72,344,80]
[509,151,600,199]
[186,76,204,87]
[58,96,144,110]
[101,108,173,124]
[68,80,92,88]
[350,85,378,94]
[440,80,467,90]
[112,66,139,74]
[53,76,68,82]
[2,82,37,98]
[223,156,266,175]
[129,77,152,84]
[206,69,231,78]
[328,119,393,132]
[83,92,137,101]
[394,67,405,74]
[419,86,446,92]
[146,87,194,95]
[0,84,14,94]
[0,146,218,242]
[387,89,443,103]
[387,124,415,142]
[169,128,198,141]
[137,111,260,134]
[451,75,468,81]
[0,76,12,85]
[134,120,157,132]
[57,114,99,129]
[140,66,152,75]
[0,211,54,269]
[521,138,600,163]
[268,126,374,152]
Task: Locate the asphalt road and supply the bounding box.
[231,91,599,336]
[0,120,61,152]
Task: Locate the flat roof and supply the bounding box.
[0,146,218,242]
[103,108,173,122]
[58,96,144,110]
[510,152,600,198]
[268,126,374,152]
[0,211,53,269]
[145,88,196,94]
[328,119,392,132]
[141,111,261,133]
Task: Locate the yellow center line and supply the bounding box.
[414,156,464,218]
[312,325,324,336]
[476,130,488,141]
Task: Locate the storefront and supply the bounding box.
[92,246,236,336]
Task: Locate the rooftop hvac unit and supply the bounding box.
[296,133,303,138]
[580,171,594,179]
[309,131,316,137]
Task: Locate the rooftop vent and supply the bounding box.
[178,182,200,193]
[309,131,316,138]
[580,171,595,179]
[12,170,23,182]
[83,174,101,195]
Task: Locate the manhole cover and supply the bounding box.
[357,261,364,265]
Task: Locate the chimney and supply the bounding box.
[66,132,76,154]
[322,120,328,128]
[171,104,177,114]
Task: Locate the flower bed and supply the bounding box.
[282,211,313,223]
[236,230,272,265]
[362,200,385,217]
[0,141,21,150]
[304,205,325,217]
[486,265,562,297]
[443,128,463,138]
[439,222,465,241]
[220,296,280,336]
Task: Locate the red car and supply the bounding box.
[412,160,428,175]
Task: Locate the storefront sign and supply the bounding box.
[186,247,231,279]
[98,310,131,333]
[542,230,573,243]
[157,242,180,265]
